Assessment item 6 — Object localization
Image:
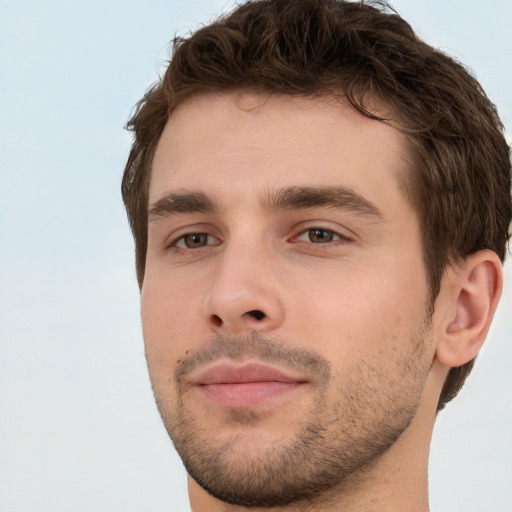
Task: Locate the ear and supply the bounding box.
[435,250,503,368]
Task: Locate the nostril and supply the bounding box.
[247,310,265,320]
[211,314,223,327]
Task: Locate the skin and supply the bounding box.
[141,92,502,511]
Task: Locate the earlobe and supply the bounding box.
[435,250,503,368]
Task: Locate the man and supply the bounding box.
[122,0,511,510]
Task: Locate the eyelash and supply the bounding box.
[291,227,352,245]
[169,232,220,251]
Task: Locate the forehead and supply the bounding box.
[150,92,409,210]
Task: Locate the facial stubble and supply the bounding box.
[150,327,432,508]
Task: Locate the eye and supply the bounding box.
[295,228,344,244]
[173,232,219,249]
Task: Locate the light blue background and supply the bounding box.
[1,1,511,511]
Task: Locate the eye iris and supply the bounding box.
[184,233,208,248]
[308,229,334,243]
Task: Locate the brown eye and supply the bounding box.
[184,233,208,248]
[307,228,337,243]
[175,233,217,249]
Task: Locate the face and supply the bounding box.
[142,92,435,507]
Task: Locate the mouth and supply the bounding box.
[190,362,309,408]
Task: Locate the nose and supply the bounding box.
[202,237,285,334]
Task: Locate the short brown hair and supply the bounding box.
[122,0,511,410]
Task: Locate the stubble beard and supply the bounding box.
[151,325,432,508]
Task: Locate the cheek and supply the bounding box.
[141,275,199,375]
[288,259,428,361]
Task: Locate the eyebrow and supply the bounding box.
[264,186,384,220]
[148,192,217,221]
[148,185,384,221]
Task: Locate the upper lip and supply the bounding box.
[191,362,308,385]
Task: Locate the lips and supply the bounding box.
[194,362,306,385]
[191,362,308,408]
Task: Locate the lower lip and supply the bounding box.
[198,382,303,408]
